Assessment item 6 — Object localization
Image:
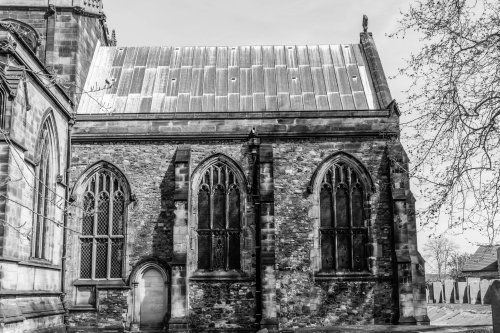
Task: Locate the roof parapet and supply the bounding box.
[359,15,393,109]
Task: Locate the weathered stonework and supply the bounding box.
[0,2,429,332]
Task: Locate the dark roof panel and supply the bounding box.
[463,245,500,272]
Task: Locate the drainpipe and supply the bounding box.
[61,117,74,316]
[249,129,262,326]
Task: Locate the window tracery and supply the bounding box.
[32,123,54,259]
[79,169,126,279]
[197,161,242,271]
[32,117,58,260]
[318,160,369,273]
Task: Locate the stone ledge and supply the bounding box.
[72,130,399,143]
[0,255,21,263]
[18,259,62,270]
[0,290,62,296]
[73,279,128,288]
[314,273,392,282]
[190,270,253,282]
[24,309,65,319]
[75,110,391,121]
[67,306,97,312]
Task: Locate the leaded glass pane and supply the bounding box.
[90,177,96,193]
[97,192,109,235]
[213,187,225,229]
[112,192,124,235]
[198,188,210,229]
[321,232,334,270]
[213,234,226,270]
[320,186,332,227]
[212,167,219,185]
[98,173,104,192]
[95,238,108,279]
[228,187,240,229]
[228,232,240,269]
[336,188,349,227]
[353,231,367,271]
[80,239,93,278]
[82,193,95,235]
[105,174,111,193]
[337,232,350,270]
[198,233,210,270]
[352,187,364,227]
[110,239,123,278]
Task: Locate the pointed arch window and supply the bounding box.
[197,161,242,271]
[79,169,126,279]
[32,121,56,259]
[319,162,368,272]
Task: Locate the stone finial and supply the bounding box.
[110,29,117,46]
[362,15,368,33]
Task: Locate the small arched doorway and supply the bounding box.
[130,262,169,331]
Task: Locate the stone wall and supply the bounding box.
[0,46,70,332]
[0,9,47,61]
[66,137,401,330]
[189,282,255,330]
[67,141,258,330]
[0,6,108,102]
[273,139,397,328]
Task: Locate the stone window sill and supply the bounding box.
[314,271,376,281]
[68,306,97,312]
[74,279,129,289]
[20,259,61,270]
[190,269,252,281]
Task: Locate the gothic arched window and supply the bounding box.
[32,118,57,259]
[319,161,369,272]
[79,168,127,279]
[197,161,242,271]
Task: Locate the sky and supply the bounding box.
[103,0,484,262]
[105,0,416,103]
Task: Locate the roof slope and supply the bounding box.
[78,44,380,114]
[462,245,500,272]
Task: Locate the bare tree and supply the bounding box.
[448,251,472,281]
[392,0,500,243]
[424,237,457,279]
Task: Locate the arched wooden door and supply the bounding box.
[130,263,169,331]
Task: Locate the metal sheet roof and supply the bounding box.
[77,44,381,114]
[462,245,500,272]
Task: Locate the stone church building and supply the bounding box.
[0,0,429,332]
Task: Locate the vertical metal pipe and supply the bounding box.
[61,117,74,313]
[249,130,262,326]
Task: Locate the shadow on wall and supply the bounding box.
[152,159,175,262]
[374,152,399,325]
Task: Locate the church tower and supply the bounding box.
[0,0,113,103]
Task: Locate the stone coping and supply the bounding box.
[289,325,492,333]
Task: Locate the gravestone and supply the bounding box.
[456,282,467,304]
[468,278,481,304]
[444,279,454,303]
[432,282,443,303]
[481,279,492,304]
[490,280,500,333]
[428,285,434,303]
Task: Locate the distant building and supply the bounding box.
[462,245,500,279]
[0,0,429,331]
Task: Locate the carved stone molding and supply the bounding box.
[0,34,17,53]
[44,4,56,18]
